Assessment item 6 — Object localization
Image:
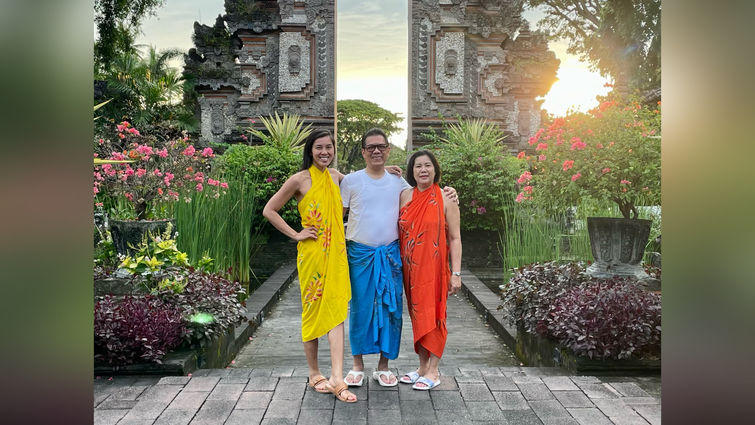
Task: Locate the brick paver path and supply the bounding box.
[94,278,661,424]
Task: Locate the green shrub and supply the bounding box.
[213,144,300,225]
[425,118,525,231]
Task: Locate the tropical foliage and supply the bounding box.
[424,118,525,231]
[94,0,166,72]
[246,112,312,152]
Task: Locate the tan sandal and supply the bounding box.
[329,382,357,403]
[307,375,330,394]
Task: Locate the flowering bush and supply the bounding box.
[514,97,660,219]
[94,121,228,220]
[500,261,661,360]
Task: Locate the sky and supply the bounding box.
[134,0,609,148]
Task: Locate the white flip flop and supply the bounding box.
[344,370,364,387]
[412,376,441,391]
[372,370,398,387]
[399,371,420,384]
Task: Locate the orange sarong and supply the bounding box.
[398,184,449,358]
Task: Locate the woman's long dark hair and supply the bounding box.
[301,129,336,170]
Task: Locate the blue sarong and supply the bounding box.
[346,239,403,359]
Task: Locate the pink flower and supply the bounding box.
[523,185,533,194]
[153,168,163,176]
[136,168,146,178]
[528,136,538,145]
[157,148,168,158]
[571,173,582,182]
[477,206,487,214]
[220,182,229,189]
[265,176,274,183]
[124,167,135,177]
[201,147,214,157]
[535,143,548,151]
[562,160,574,171]
[570,137,587,150]
[168,190,179,200]
[194,172,205,183]
[515,192,526,203]
[118,133,125,139]
[95,202,103,207]
[124,192,133,201]
[93,186,99,195]
[517,171,532,184]
[127,127,140,136]
[207,178,219,186]
[620,179,631,185]
[158,188,163,195]
[165,172,174,181]
[182,145,196,156]
[98,138,104,145]
[538,155,546,161]
[240,134,248,141]
[196,183,204,192]
[111,152,126,160]
[516,151,526,159]
[116,124,125,132]
[602,167,611,174]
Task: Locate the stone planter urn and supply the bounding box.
[586,217,651,279]
[109,219,176,255]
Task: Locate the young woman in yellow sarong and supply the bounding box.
[263,128,357,402]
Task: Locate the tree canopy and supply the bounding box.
[527,0,660,92]
[94,0,166,73]
[336,100,403,172]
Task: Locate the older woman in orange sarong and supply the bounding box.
[397,150,462,390]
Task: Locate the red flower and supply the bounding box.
[562,160,574,171]
[571,173,582,182]
[517,151,526,159]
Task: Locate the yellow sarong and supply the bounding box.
[296,165,351,341]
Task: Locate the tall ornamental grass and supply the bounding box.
[500,199,660,281]
[174,174,263,286]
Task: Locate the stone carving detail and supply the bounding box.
[411,0,558,149]
[434,32,464,95]
[279,32,310,92]
[185,0,335,143]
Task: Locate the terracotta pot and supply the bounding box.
[586,217,651,279]
[109,219,176,255]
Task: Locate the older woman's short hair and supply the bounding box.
[406,150,441,187]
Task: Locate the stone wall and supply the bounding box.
[409,0,559,151]
[184,0,336,144]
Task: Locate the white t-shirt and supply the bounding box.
[341,169,411,247]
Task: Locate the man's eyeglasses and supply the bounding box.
[364,144,390,152]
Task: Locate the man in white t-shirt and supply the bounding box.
[341,128,455,387]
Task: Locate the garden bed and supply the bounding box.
[94,261,296,376]
[515,325,660,376]
[461,268,660,376]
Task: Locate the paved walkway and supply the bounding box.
[93,276,661,425]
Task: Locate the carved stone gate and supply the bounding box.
[409,0,558,150]
[184,0,335,144]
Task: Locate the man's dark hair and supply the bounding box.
[361,128,388,148]
[301,128,336,170]
[406,150,441,187]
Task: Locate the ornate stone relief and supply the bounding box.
[278,29,315,99]
[430,31,465,101]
